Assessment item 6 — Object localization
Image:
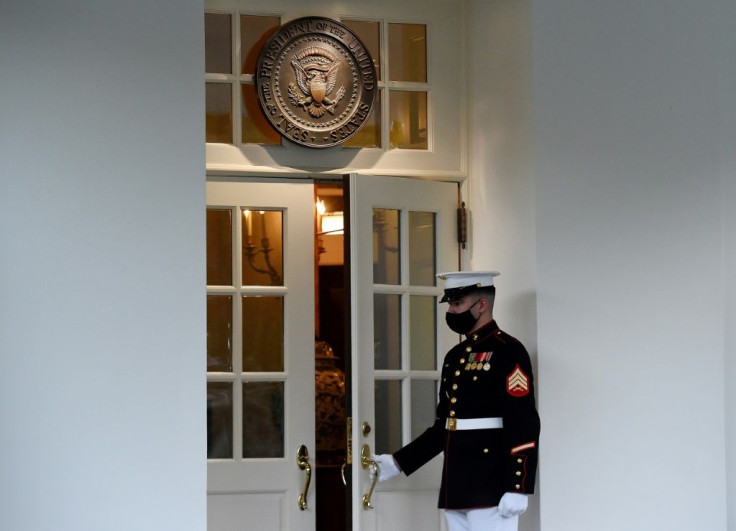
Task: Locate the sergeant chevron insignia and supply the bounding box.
[507,364,530,397]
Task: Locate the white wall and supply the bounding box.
[531,1,733,530]
[725,149,736,531]
[467,2,539,530]
[722,2,736,525]
[2,1,732,530]
[0,2,206,530]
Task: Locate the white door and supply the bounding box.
[349,174,459,531]
[206,179,316,531]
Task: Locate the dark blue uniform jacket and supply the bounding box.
[393,320,540,510]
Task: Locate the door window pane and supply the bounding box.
[373,209,400,284]
[206,83,233,143]
[243,381,284,458]
[388,23,426,82]
[343,91,381,148]
[241,84,281,145]
[240,15,280,75]
[340,19,381,149]
[341,20,380,77]
[410,295,436,370]
[242,210,283,286]
[242,296,284,372]
[207,382,233,459]
[208,295,233,372]
[374,294,401,370]
[375,380,402,454]
[409,211,436,285]
[389,90,427,150]
[410,380,437,440]
[205,13,232,74]
[206,209,232,286]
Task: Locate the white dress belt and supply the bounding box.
[445,417,503,431]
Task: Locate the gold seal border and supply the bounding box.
[255,16,377,149]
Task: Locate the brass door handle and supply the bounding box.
[360,444,378,510]
[296,445,312,510]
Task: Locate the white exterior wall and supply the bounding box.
[722,4,736,524]
[0,2,206,530]
[530,1,733,530]
[2,1,733,530]
[725,150,736,531]
[467,1,539,530]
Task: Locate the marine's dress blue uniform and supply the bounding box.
[392,320,540,509]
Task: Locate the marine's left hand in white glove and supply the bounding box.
[498,492,528,518]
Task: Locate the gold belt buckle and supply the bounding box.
[447,418,457,431]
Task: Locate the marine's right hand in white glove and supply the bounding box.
[369,454,401,482]
[498,492,528,517]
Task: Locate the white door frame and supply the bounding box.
[206,178,316,531]
[348,173,459,531]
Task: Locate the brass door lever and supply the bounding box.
[296,445,312,510]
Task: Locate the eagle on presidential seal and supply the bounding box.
[288,47,346,118]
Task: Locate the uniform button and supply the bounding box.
[515,484,521,489]
[443,378,447,382]
[454,370,460,376]
[473,376,478,381]
[483,448,489,453]
[450,397,457,404]
[452,384,458,390]
[460,358,465,364]
[516,471,522,476]
[465,346,472,352]
[444,363,449,367]
[517,458,523,464]
[449,411,456,417]
[472,334,478,340]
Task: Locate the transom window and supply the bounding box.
[205,13,429,150]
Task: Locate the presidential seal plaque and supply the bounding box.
[255,17,377,148]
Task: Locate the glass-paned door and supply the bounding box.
[349,174,458,531]
[207,179,315,531]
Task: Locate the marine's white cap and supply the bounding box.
[436,271,500,302]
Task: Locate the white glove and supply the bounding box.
[370,454,401,482]
[498,492,528,518]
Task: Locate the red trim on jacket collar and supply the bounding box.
[462,320,500,345]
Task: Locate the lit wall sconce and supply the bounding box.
[243,208,281,285]
[315,197,344,265]
[320,212,344,235]
[316,198,344,235]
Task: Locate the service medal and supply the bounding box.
[483,363,491,371]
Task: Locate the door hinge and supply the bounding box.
[457,201,467,249]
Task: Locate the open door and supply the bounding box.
[349,174,459,530]
[206,179,316,531]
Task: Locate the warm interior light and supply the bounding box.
[243,209,253,241]
[320,212,344,235]
[316,199,326,216]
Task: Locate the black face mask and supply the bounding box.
[445,299,480,335]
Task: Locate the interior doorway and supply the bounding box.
[314,180,350,531]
